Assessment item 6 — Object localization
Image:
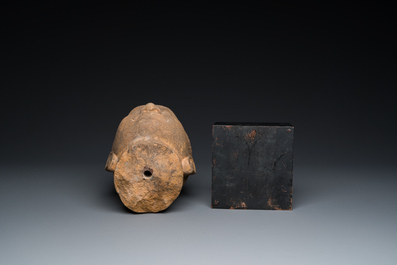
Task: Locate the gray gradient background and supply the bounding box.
[1,2,396,264]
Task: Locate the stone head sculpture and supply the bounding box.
[105,103,196,213]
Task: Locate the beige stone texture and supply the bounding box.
[106,103,196,213]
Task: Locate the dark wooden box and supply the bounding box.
[212,122,294,210]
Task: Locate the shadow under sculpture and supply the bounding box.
[105,103,196,213]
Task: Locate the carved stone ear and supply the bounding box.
[182,156,196,175]
[105,151,118,172]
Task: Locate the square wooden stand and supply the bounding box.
[212,122,294,210]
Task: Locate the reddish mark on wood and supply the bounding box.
[238,202,247,209]
[246,130,257,141]
[267,197,282,210]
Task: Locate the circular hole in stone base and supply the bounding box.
[143,168,153,178]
